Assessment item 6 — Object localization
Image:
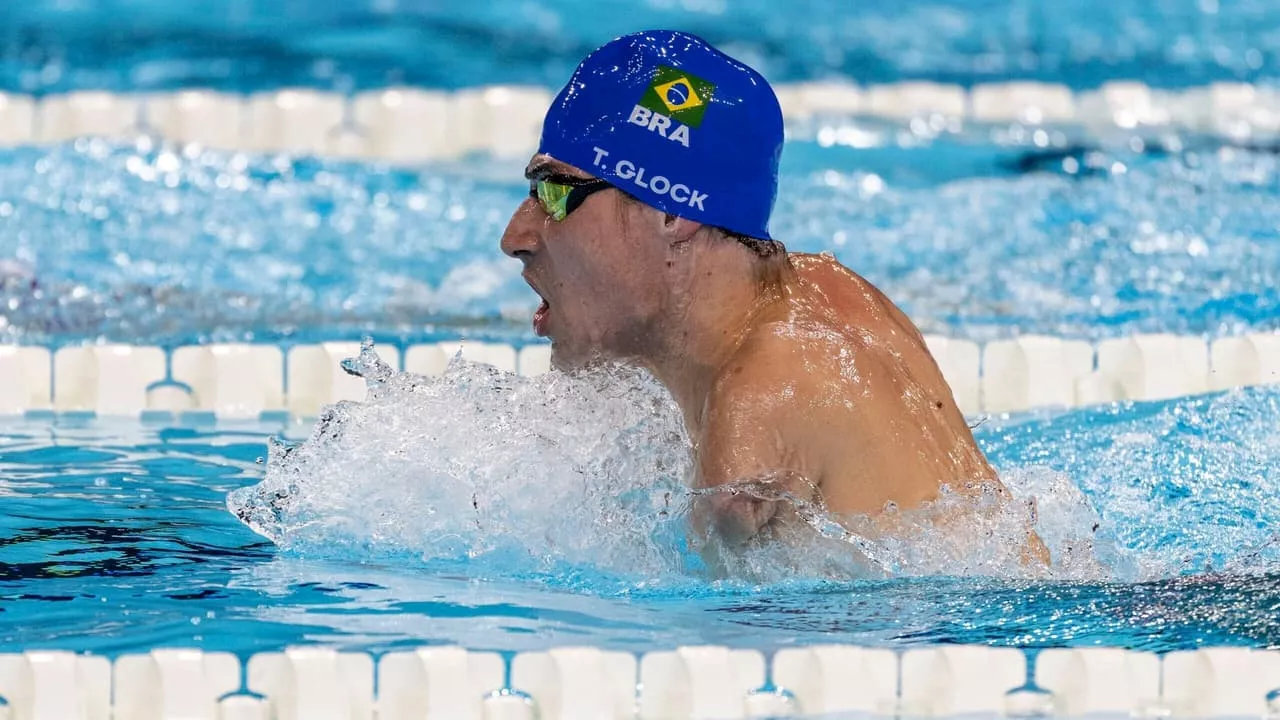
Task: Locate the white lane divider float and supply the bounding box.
[1076,81,1171,129]
[6,79,1280,160]
[0,650,112,720]
[352,88,452,164]
[1210,333,1280,390]
[436,341,518,374]
[452,86,554,159]
[898,645,1027,716]
[1161,647,1280,718]
[0,93,36,147]
[1034,647,1161,716]
[114,649,240,720]
[377,646,505,720]
[0,346,51,415]
[246,647,374,720]
[245,89,348,157]
[1,645,1280,717]
[1096,333,1211,402]
[971,81,1076,124]
[5,332,1279,419]
[638,646,765,719]
[773,80,863,120]
[171,344,285,419]
[145,90,245,150]
[981,335,1094,412]
[52,344,167,415]
[771,644,898,716]
[516,344,553,377]
[864,81,967,121]
[37,91,140,144]
[511,646,637,720]
[285,342,402,418]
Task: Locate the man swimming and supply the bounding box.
[501,30,1046,561]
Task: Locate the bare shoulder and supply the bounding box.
[697,321,835,481]
[736,309,908,399]
[787,252,927,346]
[715,316,851,404]
[706,315,875,443]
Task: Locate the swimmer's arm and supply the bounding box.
[692,383,815,547]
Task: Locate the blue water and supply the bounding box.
[1,0,1278,93]
[1,139,1277,347]
[2,384,1279,657]
[1,0,1278,347]
[1,0,1279,664]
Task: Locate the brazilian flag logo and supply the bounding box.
[638,66,715,128]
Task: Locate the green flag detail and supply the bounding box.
[638,66,716,128]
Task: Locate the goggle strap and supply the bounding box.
[564,180,611,217]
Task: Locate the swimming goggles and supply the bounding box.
[532,177,612,221]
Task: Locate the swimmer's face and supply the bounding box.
[500,155,671,368]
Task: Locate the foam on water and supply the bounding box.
[229,342,697,587]
[981,385,1280,578]
[228,342,1120,587]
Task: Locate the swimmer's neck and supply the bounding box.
[637,242,786,436]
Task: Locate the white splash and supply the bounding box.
[228,341,696,583]
[227,342,1114,585]
[693,466,1116,582]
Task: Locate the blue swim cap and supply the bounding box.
[538,30,784,241]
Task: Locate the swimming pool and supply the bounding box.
[1,139,1276,346]
[4,0,1280,93]
[5,375,1280,657]
[3,0,1280,716]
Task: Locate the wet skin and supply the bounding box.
[501,154,1048,562]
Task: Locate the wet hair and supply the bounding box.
[714,228,793,289]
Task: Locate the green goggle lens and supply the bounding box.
[533,178,612,221]
[536,181,574,221]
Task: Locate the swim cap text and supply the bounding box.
[591,147,708,211]
[628,105,691,148]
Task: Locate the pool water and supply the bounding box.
[2,0,1277,93]
[1,138,1277,347]
[2,0,1279,667]
[3,372,1280,657]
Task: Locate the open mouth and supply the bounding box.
[533,297,551,336]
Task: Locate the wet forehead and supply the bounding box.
[524,154,592,180]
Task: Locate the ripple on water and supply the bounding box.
[3,364,1280,653]
[0,140,1278,344]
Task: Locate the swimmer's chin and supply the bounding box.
[548,339,630,373]
[547,341,579,372]
[550,347,614,374]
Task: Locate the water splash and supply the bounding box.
[690,467,1115,583]
[228,343,697,587]
[228,342,1116,587]
[980,385,1280,579]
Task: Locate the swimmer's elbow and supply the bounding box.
[1024,531,1051,567]
[698,492,777,546]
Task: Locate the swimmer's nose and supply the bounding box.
[500,199,543,260]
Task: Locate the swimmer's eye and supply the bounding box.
[530,177,613,221]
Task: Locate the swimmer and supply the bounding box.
[500,31,1047,562]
